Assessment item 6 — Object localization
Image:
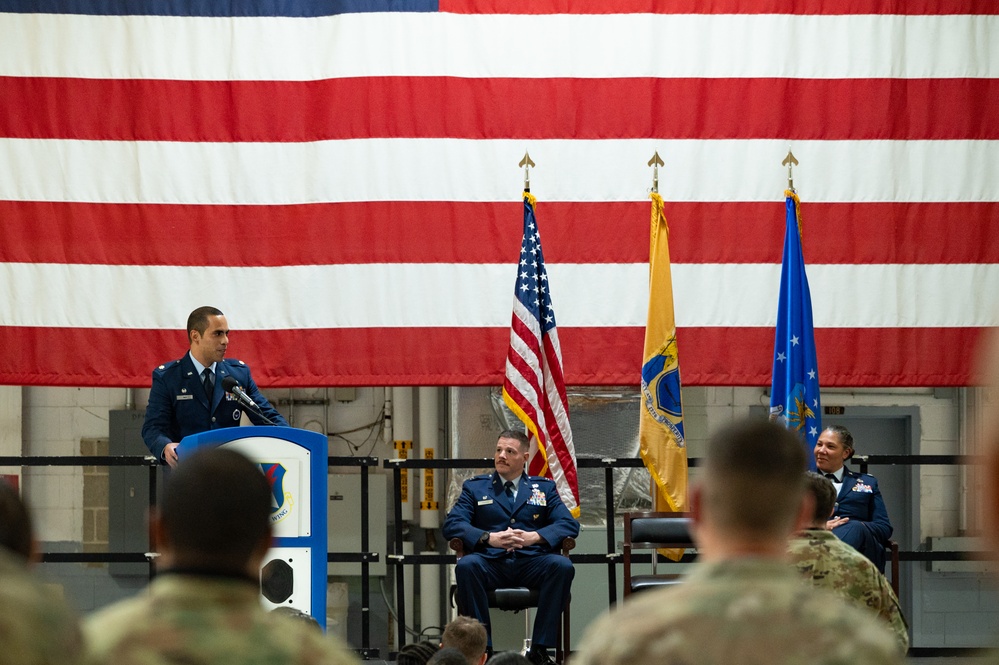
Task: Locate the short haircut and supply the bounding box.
[397,641,439,665]
[428,647,471,665]
[701,419,808,539]
[0,479,32,559]
[823,425,855,458]
[160,447,271,570]
[497,429,530,451]
[485,653,532,665]
[441,616,487,665]
[186,306,224,343]
[804,471,837,522]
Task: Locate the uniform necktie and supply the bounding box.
[824,473,838,482]
[503,480,515,508]
[202,368,214,397]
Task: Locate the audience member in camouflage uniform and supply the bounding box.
[0,479,83,665]
[574,419,903,665]
[788,471,908,652]
[83,447,358,665]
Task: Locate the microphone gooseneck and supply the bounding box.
[221,376,274,425]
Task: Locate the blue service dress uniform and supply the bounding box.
[442,472,579,648]
[832,467,893,571]
[141,354,288,461]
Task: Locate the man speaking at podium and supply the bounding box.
[141,306,288,467]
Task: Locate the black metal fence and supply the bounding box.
[1,453,985,659]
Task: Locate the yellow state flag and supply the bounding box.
[639,192,688,528]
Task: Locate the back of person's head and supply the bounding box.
[701,418,808,540]
[803,471,837,524]
[159,447,271,571]
[428,647,471,665]
[0,478,32,560]
[397,641,439,665]
[485,652,532,665]
[269,606,322,631]
[441,615,487,665]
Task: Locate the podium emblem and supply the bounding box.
[261,462,294,524]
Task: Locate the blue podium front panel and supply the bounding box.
[177,426,328,628]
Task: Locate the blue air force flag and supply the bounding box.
[769,191,821,469]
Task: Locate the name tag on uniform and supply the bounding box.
[176,394,194,401]
[477,499,494,506]
[852,482,873,493]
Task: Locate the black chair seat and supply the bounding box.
[628,574,684,595]
[488,587,540,611]
[623,512,695,599]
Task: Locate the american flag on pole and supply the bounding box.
[0,2,997,389]
[502,193,579,517]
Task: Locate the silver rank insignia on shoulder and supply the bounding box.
[158,364,166,370]
[238,360,246,365]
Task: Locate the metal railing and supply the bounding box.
[3,452,987,659]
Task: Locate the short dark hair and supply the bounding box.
[804,471,837,523]
[823,425,855,458]
[485,653,532,665]
[186,306,224,343]
[0,479,32,559]
[428,647,471,665]
[397,641,439,665]
[160,447,271,570]
[441,616,487,665]
[497,429,530,451]
[701,419,808,539]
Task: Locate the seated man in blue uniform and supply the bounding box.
[815,425,894,571]
[442,430,579,665]
[141,305,288,467]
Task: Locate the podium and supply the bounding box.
[177,426,328,628]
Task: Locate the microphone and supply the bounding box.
[221,376,274,425]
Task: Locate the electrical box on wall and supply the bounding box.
[327,473,387,577]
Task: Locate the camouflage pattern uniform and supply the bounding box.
[788,528,908,652]
[84,573,359,665]
[0,546,83,665]
[574,558,903,665]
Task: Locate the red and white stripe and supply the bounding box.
[1,7,996,387]
[504,300,578,512]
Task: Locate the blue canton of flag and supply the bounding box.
[770,191,821,469]
[515,202,555,332]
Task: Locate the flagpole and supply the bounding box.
[646,149,665,511]
[519,151,535,192]
[782,148,798,192]
[648,150,664,195]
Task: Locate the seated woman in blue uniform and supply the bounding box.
[814,425,894,571]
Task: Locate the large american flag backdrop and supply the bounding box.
[1,1,997,388]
